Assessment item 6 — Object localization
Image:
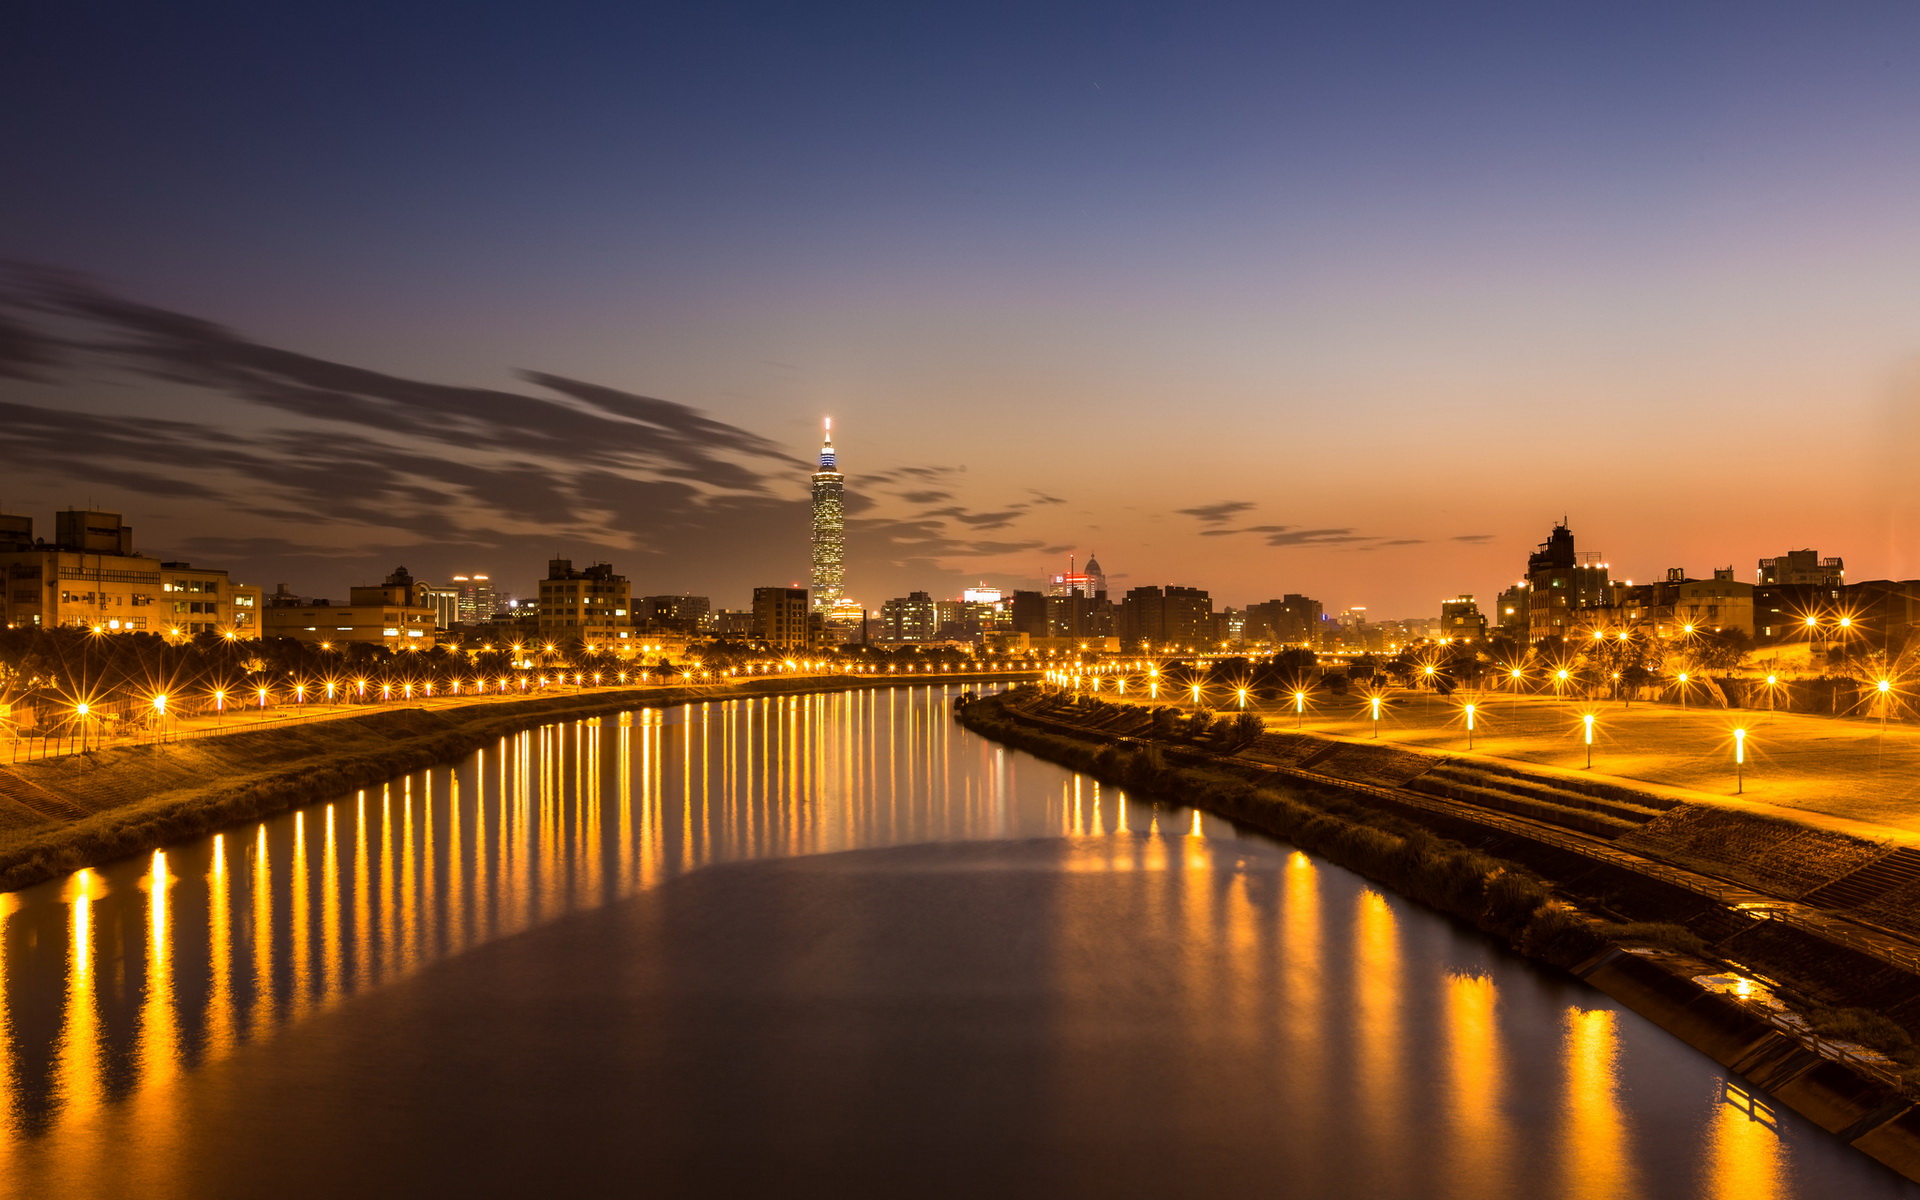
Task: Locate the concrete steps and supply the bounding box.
[1407,761,1671,841]
[1802,848,1920,912]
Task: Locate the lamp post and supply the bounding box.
[1734,727,1747,794]
[1582,712,1595,769]
[1369,695,1382,739]
[1878,679,1893,730]
[1465,702,1476,751]
[1294,690,1307,730]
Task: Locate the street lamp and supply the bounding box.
[1878,678,1894,730]
[1293,690,1308,729]
[1734,727,1747,794]
[1582,712,1595,769]
[1464,702,1476,750]
[1369,694,1383,738]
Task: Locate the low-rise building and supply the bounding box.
[262,566,437,647]
[0,509,261,637]
[1439,595,1488,643]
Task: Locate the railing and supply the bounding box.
[1001,693,1920,978]
[2,668,1038,767]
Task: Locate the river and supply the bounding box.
[0,684,1909,1197]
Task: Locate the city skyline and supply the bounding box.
[7,4,1920,613]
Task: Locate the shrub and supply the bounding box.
[1186,709,1216,740]
[1607,921,1710,956]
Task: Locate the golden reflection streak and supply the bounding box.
[138,851,179,1085]
[1279,852,1324,1153]
[250,826,275,1035]
[353,791,371,992]
[378,786,395,985]
[449,772,466,954]
[1561,1007,1640,1200]
[205,835,234,1059]
[125,850,183,1197]
[422,771,438,960]
[1704,1084,1785,1200]
[51,869,104,1182]
[400,778,419,974]
[0,893,15,1163]
[618,719,633,890]
[289,811,311,1017]
[322,806,341,1001]
[1443,972,1509,1199]
[1354,889,1404,1194]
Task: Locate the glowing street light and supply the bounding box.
[1236,687,1249,709]
[1464,702,1476,751]
[1293,690,1308,729]
[1878,678,1894,730]
[1369,694,1383,738]
[1734,727,1748,794]
[1582,712,1595,769]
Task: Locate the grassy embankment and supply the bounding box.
[958,687,1920,1087]
[0,673,1028,893]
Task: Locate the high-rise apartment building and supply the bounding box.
[538,559,631,645]
[451,574,499,624]
[753,586,813,650]
[810,418,845,614]
[1523,522,1611,643]
[1119,585,1213,650]
[1245,594,1323,646]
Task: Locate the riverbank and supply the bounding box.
[957,686,1920,1181]
[0,673,1029,893]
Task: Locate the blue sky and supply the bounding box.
[5,1,1919,612]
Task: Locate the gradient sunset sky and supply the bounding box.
[5,1,1919,615]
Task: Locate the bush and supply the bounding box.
[1608,921,1710,956]
[1186,709,1216,740]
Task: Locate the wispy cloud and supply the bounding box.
[1176,500,1255,525]
[0,266,1051,594]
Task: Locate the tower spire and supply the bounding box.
[810,416,845,614]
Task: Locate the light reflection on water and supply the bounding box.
[0,684,1905,1197]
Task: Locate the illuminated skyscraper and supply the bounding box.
[810,417,845,613]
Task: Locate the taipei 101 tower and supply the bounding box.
[810,417,845,613]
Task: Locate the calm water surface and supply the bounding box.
[0,685,1910,1197]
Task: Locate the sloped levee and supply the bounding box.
[0,674,1033,893]
[957,688,1920,1183]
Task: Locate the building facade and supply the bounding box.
[810,419,845,614]
[263,566,436,647]
[0,509,261,637]
[1759,550,1845,587]
[1245,594,1323,646]
[753,586,813,650]
[536,560,631,645]
[1439,595,1488,642]
[880,591,939,642]
[1119,585,1213,650]
[452,574,499,624]
[1523,522,1612,643]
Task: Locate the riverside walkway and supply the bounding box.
[1119,683,1920,838]
[3,666,1021,767]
